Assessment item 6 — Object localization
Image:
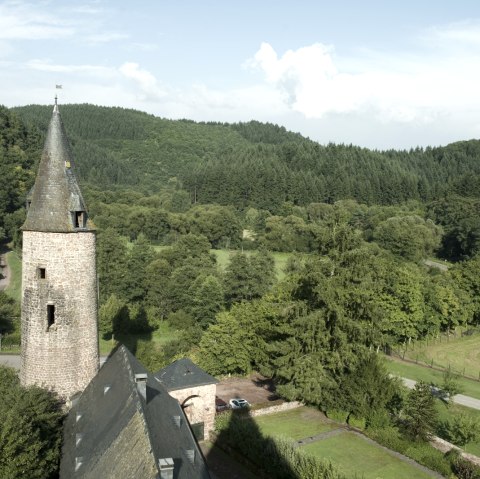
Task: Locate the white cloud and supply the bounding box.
[0,1,74,40]
[85,33,129,44]
[130,42,159,52]
[26,59,114,77]
[246,39,480,124]
[119,62,167,101]
[71,4,104,15]
[423,20,480,47]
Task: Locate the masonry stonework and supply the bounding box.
[168,384,216,440]
[21,230,99,398]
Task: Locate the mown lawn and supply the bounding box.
[384,356,480,400]
[254,407,337,440]
[301,431,438,479]
[99,321,179,355]
[252,407,439,479]
[403,333,480,380]
[4,250,22,303]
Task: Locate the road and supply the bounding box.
[0,354,21,369]
[0,355,108,370]
[401,377,480,410]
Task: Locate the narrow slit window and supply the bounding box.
[38,267,46,279]
[47,305,55,328]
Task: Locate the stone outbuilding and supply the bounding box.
[60,346,211,479]
[155,359,218,441]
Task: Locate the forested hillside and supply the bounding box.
[0,106,42,243]
[12,104,480,209]
[8,103,479,262]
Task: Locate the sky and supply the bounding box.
[2,0,480,150]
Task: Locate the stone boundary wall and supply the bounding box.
[249,401,303,417]
[431,436,480,466]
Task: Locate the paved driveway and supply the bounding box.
[0,355,108,370]
[401,377,480,410]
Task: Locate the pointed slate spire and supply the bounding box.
[23,100,92,232]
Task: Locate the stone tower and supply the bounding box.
[20,100,99,399]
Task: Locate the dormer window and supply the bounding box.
[73,211,86,229]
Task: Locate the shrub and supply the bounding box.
[0,331,21,348]
[446,449,480,479]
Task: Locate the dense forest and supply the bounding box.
[4,103,479,261]
[2,103,480,477]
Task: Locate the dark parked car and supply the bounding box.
[215,396,229,412]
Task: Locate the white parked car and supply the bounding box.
[229,398,250,409]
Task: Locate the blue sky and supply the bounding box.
[2,0,480,149]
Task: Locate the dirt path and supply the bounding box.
[0,251,11,291]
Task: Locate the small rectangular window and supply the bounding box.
[47,304,55,328]
[38,267,46,279]
[74,211,84,228]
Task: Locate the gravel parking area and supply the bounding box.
[216,373,279,407]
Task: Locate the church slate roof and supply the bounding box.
[60,346,211,479]
[155,358,219,391]
[22,101,92,233]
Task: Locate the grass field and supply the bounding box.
[254,407,337,440]
[251,407,439,479]
[384,356,480,400]
[210,249,291,281]
[99,320,179,355]
[4,250,21,303]
[152,245,292,281]
[301,431,438,479]
[403,333,480,380]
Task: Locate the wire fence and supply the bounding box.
[388,327,480,382]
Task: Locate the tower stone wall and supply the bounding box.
[21,230,99,398]
[20,100,99,399]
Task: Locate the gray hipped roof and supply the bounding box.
[155,358,219,391]
[22,102,92,232]
[60,346,211,479]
